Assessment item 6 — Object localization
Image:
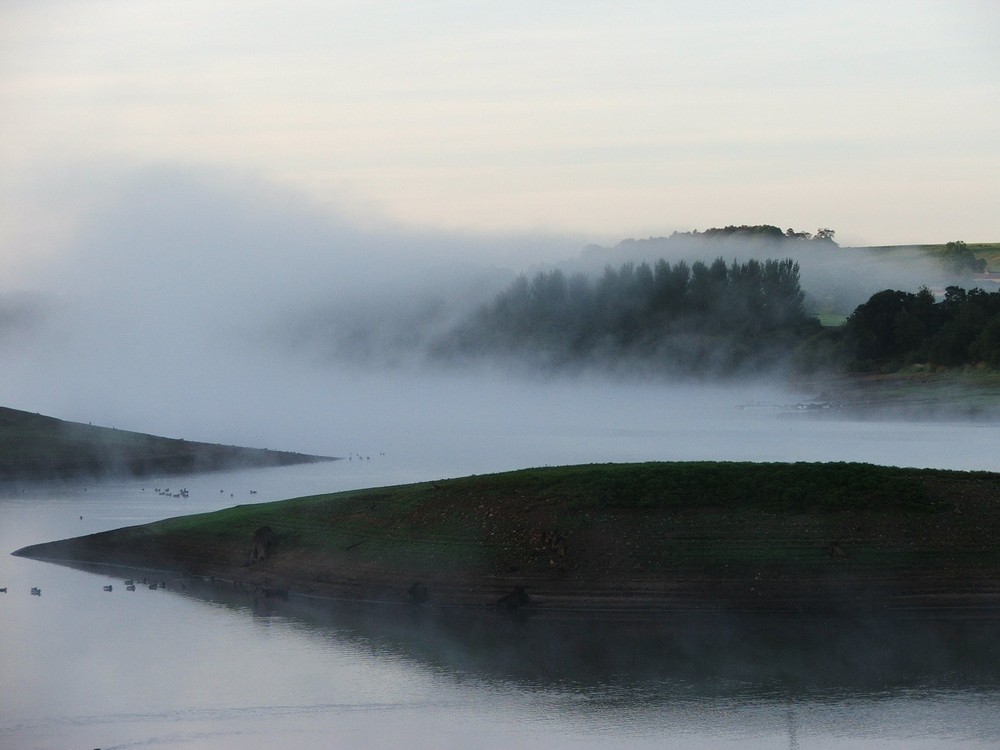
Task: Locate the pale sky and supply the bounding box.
[2,0,999,263]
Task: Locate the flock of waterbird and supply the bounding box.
[8,577,170,597]
[101,578,168,593]
[153,487,190,498]
[8,455,386,599]
[13,483,270,598]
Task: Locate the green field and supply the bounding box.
[920,242,1000,271]
[851,241,1000,273]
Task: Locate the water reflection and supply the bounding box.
[248,600,1000,749]
[4,557,1000,748]
[42,559,1000,726]
[261,597,1000,700]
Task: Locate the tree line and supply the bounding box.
[843,285,1000,370]
[434,257,820,375]
[670,224,837,245]
[433,254,1000,376]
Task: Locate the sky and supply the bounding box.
[2,0,999,274]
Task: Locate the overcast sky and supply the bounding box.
[2,0,999,276]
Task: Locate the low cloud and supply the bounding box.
[0,163,984,461]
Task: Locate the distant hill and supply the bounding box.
[0,406,335,480]
[853,241,1000,274]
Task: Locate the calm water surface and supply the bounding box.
[3,400,1000,749]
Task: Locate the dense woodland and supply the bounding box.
[845,286,1000,370]
[434,257,821,375]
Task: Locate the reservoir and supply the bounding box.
[2,383,1000,749]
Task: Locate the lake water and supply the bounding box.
[3,388,1000,749]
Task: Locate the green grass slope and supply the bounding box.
[848,241,1000,272]
[16,462,1000,611]
[0,406,334,480]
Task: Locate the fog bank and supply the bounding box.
[0,165,570,443]
[1,165,995,471]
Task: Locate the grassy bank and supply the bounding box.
[16,462,1000,611]
[850,241,1000,271]
[0,406,334,480]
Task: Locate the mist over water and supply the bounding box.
[0,166,563,446]
[1,165,991,473]
[3,0,999,742]
[2,166,1000,749]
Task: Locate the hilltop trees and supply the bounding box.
[941,241,987,276]
[668,224,838,246]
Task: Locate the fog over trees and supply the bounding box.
[411,225,999,378]
[569,225,985,317]
[433,257,819,376]
[279,223,998,379]
[429,260,1000,376]
[5,183,997,434]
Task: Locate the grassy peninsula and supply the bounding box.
[0,406,334,480]
[16,462,1000,612]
